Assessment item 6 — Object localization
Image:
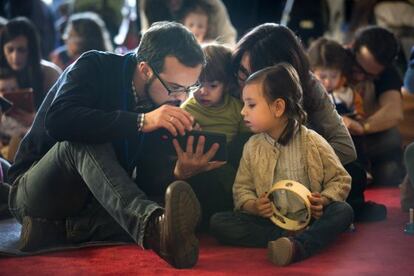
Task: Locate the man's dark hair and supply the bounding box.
[353,26,399,67]
[136,21,205,72]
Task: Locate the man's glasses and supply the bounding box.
[149,64,201,95]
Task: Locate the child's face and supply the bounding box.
[3,35,29,71]
[0,78,18,96]
[241,83,281,134]
[184,12,208,43]
[194,81,224,107]
[314,68,343,93]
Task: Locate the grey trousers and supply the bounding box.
[9,141,162,246]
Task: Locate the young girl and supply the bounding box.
[210,63,353,266]
[181,43,250,229]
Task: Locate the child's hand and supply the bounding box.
[308,192,324,219]
[254,193,273,218]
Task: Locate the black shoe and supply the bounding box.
[144,181,201,269]
[354,201,387,222]
[19,216,67,252]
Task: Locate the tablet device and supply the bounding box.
[3,89,35,113]
[160,130,227,162]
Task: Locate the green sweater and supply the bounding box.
[181,94,250,142]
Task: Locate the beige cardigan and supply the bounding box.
[233,126,351,210]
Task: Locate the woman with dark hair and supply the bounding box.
[231,23,385,222]
[0,17,61,110]
[50,12,113,70]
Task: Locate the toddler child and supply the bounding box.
[210,63,353,266]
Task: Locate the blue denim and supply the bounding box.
[210,201,353,256]
[9,141,162,247]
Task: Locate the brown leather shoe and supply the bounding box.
[19,216,67,252]
[145,181,201,269]
[267,237,304,266]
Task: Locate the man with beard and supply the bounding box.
[7,21,223,269]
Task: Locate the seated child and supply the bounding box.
[307,37,364,119]
[210,63,353,266]
[181,43,250,143]
[178,0,213,44]
[181,43,250,228]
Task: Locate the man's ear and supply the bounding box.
[138,62,152,79]
[271,98,286,118]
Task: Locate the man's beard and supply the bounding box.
[144,77,183,107]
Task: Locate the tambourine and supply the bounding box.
[267,180,312,231]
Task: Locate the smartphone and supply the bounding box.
[3,89,35,113]
[0,96,13,113]
[160,130,227,162]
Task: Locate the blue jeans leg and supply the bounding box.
[210,211,284,247]
[9,141,162,247]
[295,201,354,256]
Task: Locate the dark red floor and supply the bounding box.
[0,186,413,276]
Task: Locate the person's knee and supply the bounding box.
[209,212,235,240]
[404,143,414,168]
[327,201,354,226]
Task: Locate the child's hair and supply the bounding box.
[246,63,307,145]
[199,43,237,94]
[307,37,352,78]
[178,0,214,30]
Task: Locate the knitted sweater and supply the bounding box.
[233,126,351,210]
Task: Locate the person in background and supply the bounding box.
[178,0,213,44]
[400,46,414,212]
[210,64,353,267]
[346,25,404,187]
[50,12,113,70]
[139,0,237,45]
[308,37,368,168]
[0,17,61,110]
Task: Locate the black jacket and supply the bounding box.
[8,50,142,183]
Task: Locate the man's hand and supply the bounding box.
[308,192,330,219]
[173,135,225,179]
[342,116,364,136]
[142,105,194,136]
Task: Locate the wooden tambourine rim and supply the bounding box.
[267,180,312,231]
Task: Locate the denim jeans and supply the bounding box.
[210,201,353,256]
[9,141,162,247]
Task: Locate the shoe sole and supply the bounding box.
[19,216,33,251]
[165,181,201,269]
[268,237,294,266]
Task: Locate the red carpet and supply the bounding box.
[1,186,413,276]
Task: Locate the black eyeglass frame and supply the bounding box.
[149,64,201,95]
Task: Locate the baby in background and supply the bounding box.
[308,37,364,119]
